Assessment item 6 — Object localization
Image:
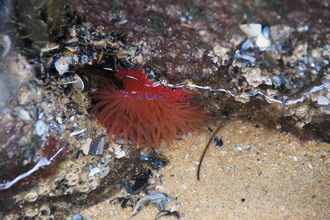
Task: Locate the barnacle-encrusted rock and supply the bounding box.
[0,51,142,218]
[0,1,141,218]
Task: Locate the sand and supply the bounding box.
[80,119,329,220]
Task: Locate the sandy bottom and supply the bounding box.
[80,119,329,220]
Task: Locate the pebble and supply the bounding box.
[234,146,243,151]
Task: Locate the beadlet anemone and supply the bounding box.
[90,68,207,149]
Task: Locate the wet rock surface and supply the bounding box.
[0,0,329,219]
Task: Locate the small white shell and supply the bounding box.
[112,145,126,158]
[317,96,330,105]
[40,43,60,53]
[261,25,270,38]
[256,35,271,51]
[54,56,73,75]
[240,23,271,51]
[69,128,86,137]
[240,23,263,38]
[75,74,85,92]
[18,109,31,121]
[240,39,252,52]
[2,35,11,57]
[239,54,256,63]
[272,75,283,89]
[35,120,46,136]
[81,138,92,155]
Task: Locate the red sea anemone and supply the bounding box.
[90,68,207,149]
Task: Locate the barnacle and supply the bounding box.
[65,173,79,186]
[100,166,110,178]
[38,185,51,196]
[24,207,39,217]
[24,190,38,202]
[77,184,90,193]
[64,161,81,173]
[76,157,88,167]
[89,181,98,191]
[79,171,90,182]
[99,157,111,167]
[90,68,208,149]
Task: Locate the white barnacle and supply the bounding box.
[38,185,51,196]
[24,190,38,202]
[65,173,79,186]
[77,185,90,193]
[99,166,110,178]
